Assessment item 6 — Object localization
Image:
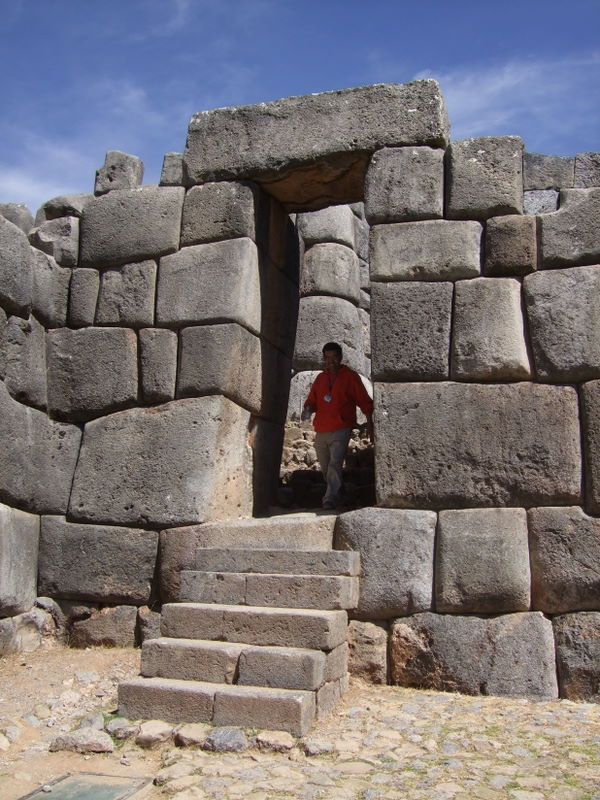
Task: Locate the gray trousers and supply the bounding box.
[314,427,352,506]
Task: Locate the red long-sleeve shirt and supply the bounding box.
[304,366,373,433]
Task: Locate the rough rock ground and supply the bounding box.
[1,646,599,799]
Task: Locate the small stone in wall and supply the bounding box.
[347,620,388,684]
[95,150,144,195]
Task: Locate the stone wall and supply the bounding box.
[1,81,600,701]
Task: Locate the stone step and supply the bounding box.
[179,571,359,610]
[194,547,360,575]
[140,637,348,690]
[118,677,316,736]
[161,602,348,650]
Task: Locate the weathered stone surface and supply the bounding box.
[375,382,581,509]
[4,314,47,409]
[0,216,33,317]
[177,323,261,413]
[249,417,285,513]
[528,506,600,613]
[294,296,364,373]
[353,210,369,262]
[213,685,316,736]
[70,605,138,648]
[0,307,5,379]
[195,548,360,576]
[237,645,326,690]
[347,620,388,684]
[0,503,39,616]
[370,220,482,281]
[300,243,360,304]
[49,728,114,753]
[159,514,336,601]
[524,265,600,381]
[69,396,252,527]
[484,215,537,276]
[139,328,177,404]
[183,81,449,209]
[371,281,452,380]
[34,193,94,224]
[137,606,161,642]
[142,638,243,683]
[365,146,444,223]
[259,255,298,355]
[0,381,81,513]
[68,268,99,326]
[446,136,524,219]
[28,217,79,267]
[0,202,34,233]
[95,260,156,327]
[173,722,211,747]
[451,277,531,380]
[523,189,559,215]
[47,327,138,421]
[523,153,574,190]
[582,380,600,514]
[539,188,600,267]
[156,238,260,332]
[334,507,435,618]
[297,205,356,249]
[554,612,600,702]
[31,250,69,327]
[390,611,557,698]
[287,371,319,420]
[358,307,370,359]
[94,150,144,195]
[119,677,214,725]
[204,726,249,752]
[0,607,55,655]
[436,508,530,614]
[80,186,184,268]
[574,152,600,188]
[160,152,184,186]
[181,181,257,247]
[38,516,158,603]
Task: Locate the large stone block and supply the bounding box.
[31,250,70,328]
[334,507,436,618]
[294,296,364,373]
[139,328,177,404]
[524,265,600,381]
[79,186,184,268]
[0,502,39,616]
[554,612,600,702]
[183,81,449,209]
[523,189,558,215]
[38,516,158,604]
[0,307,6,379]
[375,382,581,509]
[371,281,452,380]
[156,238,261,332]
[29,217,79,267]
[364,146,444,224]
[181,181,257,246]
[370,220,482,281]
[0,381,81,514]
[46,327,138,422]
[300,243,360,304]
[435,508,530,613]
[4,314,47,410]
[94,150,144,195]
[539,188,600,267]
[390,611,557,699]
[528,506,600,613]
[95,260,156,327]
[0,216,33,317]
[69,396,252,528]
[68,268,99,327]
[484,215,537,276]
[574,152,600,188]
[582,380,600,514]
[259,255,298,356]
[446,136,524,219]
[297,205,356,249]
[178,323,261,414]
[347,620,388,684]
[0,202,34,233]
[451,277,531,380]
[523,153,574,190]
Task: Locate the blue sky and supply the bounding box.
[1,0,598,214]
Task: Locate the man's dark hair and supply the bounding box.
[322,342,342,359]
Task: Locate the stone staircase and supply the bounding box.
[118,514,360,736]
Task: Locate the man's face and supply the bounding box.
[322,349,341,373]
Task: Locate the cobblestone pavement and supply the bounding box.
[1,648,599,800]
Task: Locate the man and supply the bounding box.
[302,342,373,509]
